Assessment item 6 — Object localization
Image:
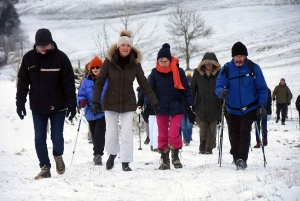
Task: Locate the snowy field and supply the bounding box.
[0,0,300,200]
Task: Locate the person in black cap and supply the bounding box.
[272,78,292,125]
[215,41,268,169]
[148,43,195,170]
[16,28,76,179]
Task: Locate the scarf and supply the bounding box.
[156,56,184,90]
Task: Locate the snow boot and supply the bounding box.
[54,155,65,174]
[205,149,213,154]
[236,159,247,170]
[144,136,150,145]
[159,149,170,170]
[281,121,285,125]
[199,140,206,154]
[106,154,117,170]
[122,162,132,171]
[170,146,183,169]
[263,137,268,146]
[93,154,102,166]
[35,165,51,179]
[254,142,260,148]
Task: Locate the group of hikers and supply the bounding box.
[15,28,299,179]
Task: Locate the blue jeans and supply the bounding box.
[32,110,66,168]
[255,117,267,142]
[181,113,193,143]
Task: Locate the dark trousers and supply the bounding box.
[228,110,256,162]
[88,116,106,156]
[255,117,267,142]
[276,103,287,123]
[32,110,66,168]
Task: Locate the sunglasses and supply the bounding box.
[91,66,100,70]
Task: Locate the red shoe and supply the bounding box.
[254,142,260,148]
[263,137,268,146]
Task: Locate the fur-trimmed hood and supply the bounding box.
[107,44,142,64]
[197,52,221,76]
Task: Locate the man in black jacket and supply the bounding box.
[16,28,76,179]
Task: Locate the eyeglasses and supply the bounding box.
[91,66,100,70]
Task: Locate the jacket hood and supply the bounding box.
[107,44,142,64]
[197,52,221,76]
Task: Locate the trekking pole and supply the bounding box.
[272,101,275,119]
[70,110,83,166]
[255,120,267,167]
[290,104,292,119]
[218,100,226,167]
[138,114,142,150]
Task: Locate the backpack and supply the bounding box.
[223,60,256,80]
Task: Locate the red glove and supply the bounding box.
[80,100,87,108]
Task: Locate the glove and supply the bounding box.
[91,103,103,115]
[136,107,142,115]
[17,106,26,120]
[187,106,196,124]
[272,98,275,101]
[153,104,161,116]
[256,106,267,119]
[219,88,228,99]
[190,106,195,112]
[66,107,76,121]
[288,103,290,106]
[267,114,272,121]
[79,100,87,108]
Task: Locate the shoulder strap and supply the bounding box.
[223,60,256,80]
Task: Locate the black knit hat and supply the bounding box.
[157,43,172,61]
[231,42,248,57]
[35,28,53,46]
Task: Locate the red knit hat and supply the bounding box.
[89,56,103,69]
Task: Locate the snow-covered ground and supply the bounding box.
[0,0,300,200]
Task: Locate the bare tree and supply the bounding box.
[166,7,212,70]
[93,0,158,62]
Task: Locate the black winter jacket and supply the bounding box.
[16,42,76,114]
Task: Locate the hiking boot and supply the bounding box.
[254,142,260,148]
[184,142,190,146]
[93,154,102,166]
[281,122,285,125]
[263,137,268,146]
[205,149,213,154]
[35,165,51,179]
[144,136,150,145]
[276,119,279,123]
[199,140,206,154]
[54,155,65,174]
[122,162,132,171]
[236,159,247,170]
[159,149,170,170]
[170,146,183,169]
[106,154,117,170]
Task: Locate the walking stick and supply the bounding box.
[255,119,267,167]
[70,111,83,166]
[290,104,293,119]
[218,100,226,167]
[138,114,142,150]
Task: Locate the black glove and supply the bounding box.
[256,105,267,119]
[153,104,161,116]
[288,103,290,106]
[187,106,196,124]
[17,106,26,120]
[66,107,76,121]
[91,103,103,115]
[272,98,275,101]
[219,88,228,100]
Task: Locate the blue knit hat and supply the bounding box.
[157,43,172,61]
